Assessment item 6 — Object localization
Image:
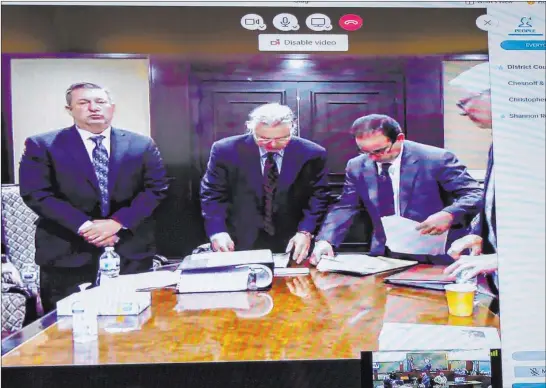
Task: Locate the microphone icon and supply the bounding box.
[280,17,290,27]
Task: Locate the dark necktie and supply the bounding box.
[378,162,395,217]
[263,152,279,236]
[90,135,110,217]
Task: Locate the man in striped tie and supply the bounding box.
[19,82,170,313]
[200,103,330,263]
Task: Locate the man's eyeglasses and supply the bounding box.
[254,134,292,143]
[456,92,486,116]
[359,142,394,156]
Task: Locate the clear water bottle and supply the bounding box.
[71,300,98,343]
[456,268,478,286]
[97,247,120,286]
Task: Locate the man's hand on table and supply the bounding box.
[210,232,235,252]
[286,231,312,264]
[308,240,334,266]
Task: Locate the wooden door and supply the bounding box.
[298,81,404,174]
[195,80,298,170]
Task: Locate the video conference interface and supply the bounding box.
[1,3,545,388]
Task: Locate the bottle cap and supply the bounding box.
[105,247,115,251]
[71,300,85,312]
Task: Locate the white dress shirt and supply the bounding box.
[376,143,404,216]
[76,126,112,161]
[76,126,112,233]
[259,147,284,174]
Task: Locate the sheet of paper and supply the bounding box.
[174,292,251,311]
[381,215,448,255]
[378,322,501,351]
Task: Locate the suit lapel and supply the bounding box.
[241,135,264,199]
[277,140,301,193]
[63,126,99,193]
[108,128,130,194]
[361,157,381,220]
[399,143,419,217]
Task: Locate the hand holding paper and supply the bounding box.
[381,215,448,255]
[415,211,454,235]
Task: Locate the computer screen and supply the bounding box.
[1,2,544,388]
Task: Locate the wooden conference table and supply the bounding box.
[1,266,500,366]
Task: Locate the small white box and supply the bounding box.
[56,286,151,316]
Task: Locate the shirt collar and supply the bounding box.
[76,125,112,141]
[377,142,404,171]
[259,147,285,158]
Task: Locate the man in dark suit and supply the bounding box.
[308,114,483,265]
[200,103,330,263]
[19,82,169,313]
[444,63,498,288]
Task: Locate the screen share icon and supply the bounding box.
[306,13,333,31]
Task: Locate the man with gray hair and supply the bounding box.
[443,62,499,291]
[19,82,169,313]
[200,103,330,262]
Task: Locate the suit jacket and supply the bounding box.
[200,134,330,251]
[317,140,484,257]
[19,126,170,267]
[471,144,496,254]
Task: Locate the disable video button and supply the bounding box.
[501,40,546,50]
[258,34,348,52]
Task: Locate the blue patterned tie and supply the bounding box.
[378,163,395,217]
[90,135,110,217]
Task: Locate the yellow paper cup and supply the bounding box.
[444,283,477,317]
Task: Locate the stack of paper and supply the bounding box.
[378,322,501,351]
[317,253,417,275]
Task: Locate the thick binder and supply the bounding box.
[176,249,275,293]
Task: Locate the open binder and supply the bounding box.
[383,265,456,290]
[176,249,275,293]
[316,253,417,276]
